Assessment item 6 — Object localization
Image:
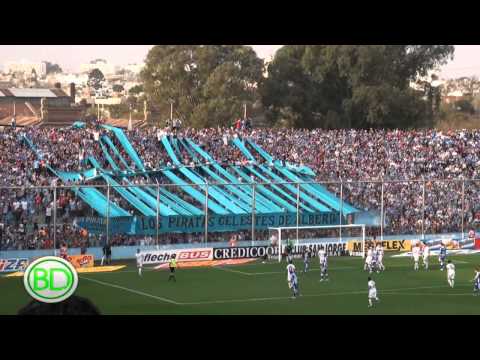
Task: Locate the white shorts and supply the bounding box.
[368,289,377,299]
[423,256,429,262]
[378,256,383,263]
[413,256,419,262]
[448,272,455,280]
[137,262,143,268]
[366,257,372,264]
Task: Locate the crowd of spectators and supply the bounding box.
[2,119,480,251]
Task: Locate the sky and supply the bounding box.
[0,45,478,78]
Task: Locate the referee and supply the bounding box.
[168,254,177,282]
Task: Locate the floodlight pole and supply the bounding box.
[296,182,300,246]
[156,184,160,249]
[421,179,426,240]
[339,181,343,242]
[251,183,256,246]
[461,179,465,243]
[380,180,384,242]
[53,185,57,256]
[106,183,110,246]
[204,184,209,244]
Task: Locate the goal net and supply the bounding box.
[268,224,366,262]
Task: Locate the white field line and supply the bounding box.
[381,292,474,297]
[80,276,181,305]
[80,274,474,307]
[215,265,355,276]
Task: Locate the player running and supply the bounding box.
[422,243,430,270]
[318,248,329,282]
[412,243,421,271]
[136,249,143,277]
[287,260,299,299]
[439,243,447,271]
[168,254,177,282]
[446,260,455,288]
[473,267,480,296]
[303,247,310,273]
[376,243,385,272]
[367,277,380,308]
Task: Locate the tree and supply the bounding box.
[112,84,124,93]
[454,99,475,114]
[260,45,454,129]
[87,68,105,91]
[128,84,143,96]
[45,62,63,75]
[141,45,263,127]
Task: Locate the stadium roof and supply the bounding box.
[0,88,69,98]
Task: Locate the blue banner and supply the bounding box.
[76,212,342,235]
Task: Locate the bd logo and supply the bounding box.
[23,257,78,303]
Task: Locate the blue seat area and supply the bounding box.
[102,135,132,171]
[257,164,331,212]
[101,174,156,216]
[230,166,296,213]
[22,126,360,227]
[161,170,229,215]
[102,125,146,172]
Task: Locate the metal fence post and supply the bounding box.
[53,184,57,256]
[461,179,465,242]
[156,184,160,249]
[106,183,110,246]
[380,180,384,241]
[421,179,426,240]
[204,184,208,244]
[339,181,343,242]
[252,183,256,246]
[296,182,300,246]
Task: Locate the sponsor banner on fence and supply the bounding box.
[0,258,29,273]
[141,248,213,265]
[67,254,94,268]
[213,242,349,260]
[347,240,412,253]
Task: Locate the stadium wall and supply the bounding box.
[0,232,467,261]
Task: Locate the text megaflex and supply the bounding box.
[351,240,410,252]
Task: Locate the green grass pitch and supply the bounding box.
[2,254,480,315]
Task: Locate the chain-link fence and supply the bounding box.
[1,179,477,253]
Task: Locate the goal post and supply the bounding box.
[269,224,366,262]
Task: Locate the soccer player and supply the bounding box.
[376,243,385,272]
[422,243,430,270]
[168,254,177,282]
[303,247,310,273]
[318,248,329,282]
[412,243,420,271]
[136,249,143,277]
[473,267,480,296]
[446,260,455,288]
[286,260,299,299]
[439,243,447,271]
[367,277,380,308]
[371,246,379,273]
[365,247,373,273]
